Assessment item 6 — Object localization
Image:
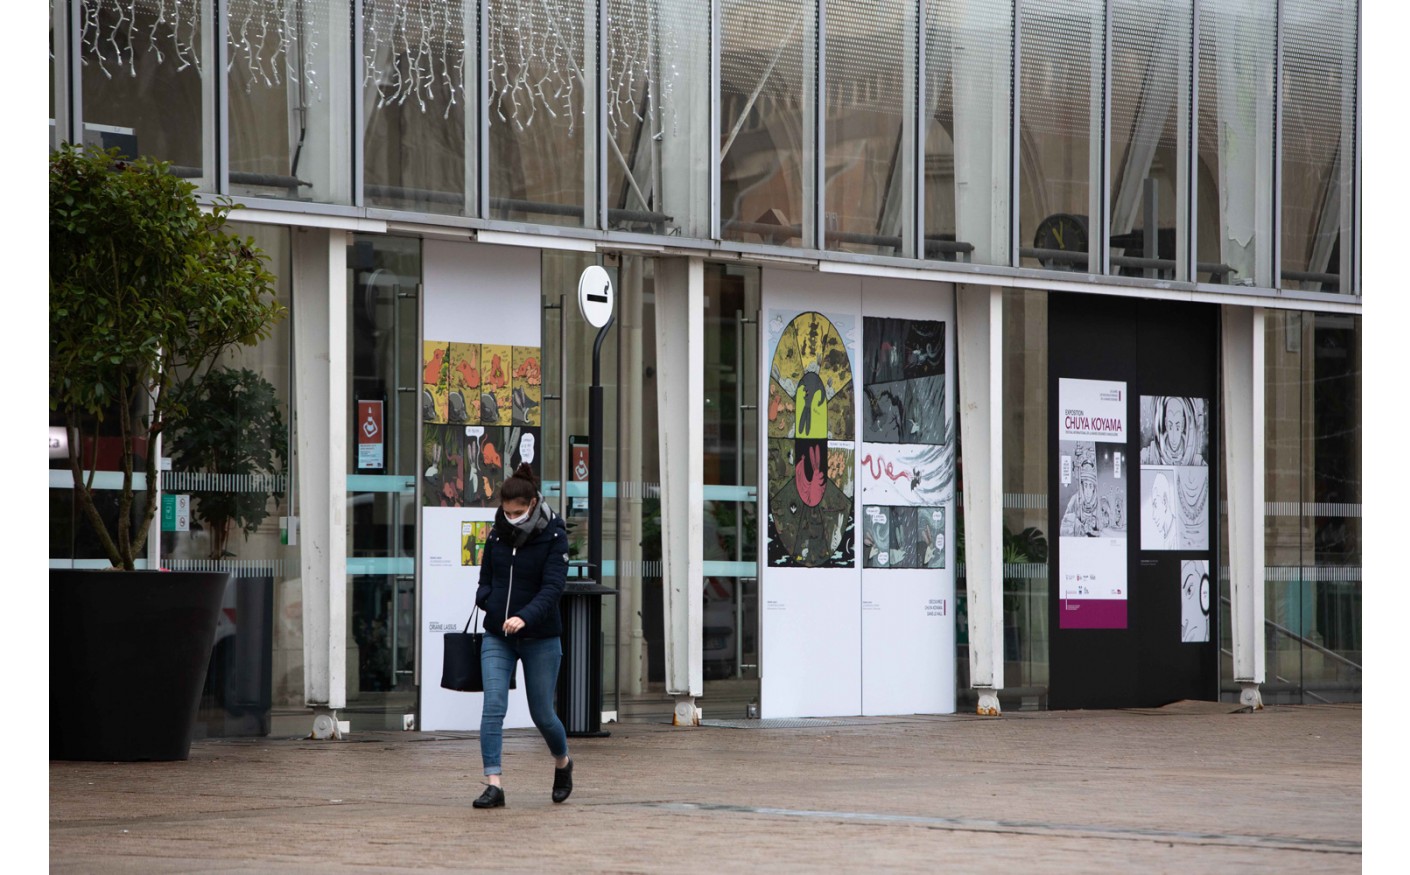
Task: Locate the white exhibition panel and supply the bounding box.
[761,573,864,718]
[859,277,956,716]
[861,572,953,716]
[419,241,541,731]
[760,269,956,719]
[760,269,862,719]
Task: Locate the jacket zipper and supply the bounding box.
[505,546,517,632]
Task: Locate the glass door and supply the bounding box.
[701,264,762,716]
[345,235,421,729]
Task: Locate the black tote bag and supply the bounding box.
[440,606,515,692]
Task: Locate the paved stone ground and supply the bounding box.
[50,702,1360,873]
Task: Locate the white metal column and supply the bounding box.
[1222,304,1266,709]
[292,228,350,726]
[654,257,705,724]
[956,283,1005,715]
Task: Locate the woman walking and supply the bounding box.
[472,463,574,808]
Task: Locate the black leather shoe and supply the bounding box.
[473,784,505,809]
[552,760,573,803]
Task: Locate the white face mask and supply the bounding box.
[505,505,533,526]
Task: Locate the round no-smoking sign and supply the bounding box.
[577,265,615,328]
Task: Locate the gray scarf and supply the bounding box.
[494,496,554,548]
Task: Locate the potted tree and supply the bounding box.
[49,144,285,761]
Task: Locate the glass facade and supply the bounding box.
[362,0,473,214]
[228,0,353,203]
[1017,0,1102,272]
[166,223,300,737]
[1000,289,1051,704]
[80,0,209,187]
[1280,0,1357,293]
[924,0,1013,266]
[488,0,588,226]
[49,1,1363,720]
[823,0,915,255]
[52,0,1361,295]
[719,0,817,247]
[1262,310,1362,702]
[1196,0,1276,287]
[606,0,711,236]
[1108,0,1189,280]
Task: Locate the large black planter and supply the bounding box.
[50,569,229,762]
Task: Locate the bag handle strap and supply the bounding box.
[463,603,481,634]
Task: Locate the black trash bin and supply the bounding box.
[556,580,616,737]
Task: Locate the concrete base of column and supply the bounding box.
[976,688,1002,717]
[1239,682,1264,711]
[308,707,348,740]
[673,695,701,727]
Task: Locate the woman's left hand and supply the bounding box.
[503,616,526,634]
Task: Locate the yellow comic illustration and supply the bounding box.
[480,344,513,426]
[511,346,543,426]
[446,342,481,425]
[422,340,450,424]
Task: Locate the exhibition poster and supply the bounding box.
[1057,378,1128,629]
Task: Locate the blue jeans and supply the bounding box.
[479,633,569,776]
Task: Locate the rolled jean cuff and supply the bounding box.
[483,765,503,776]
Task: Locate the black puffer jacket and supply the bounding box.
[474,503,569,639]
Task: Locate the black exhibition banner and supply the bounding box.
[1047,293,1220,709]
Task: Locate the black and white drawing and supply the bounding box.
[1180,559,1211,643]
[1139,396,1208,467]
[1141,469,1178,550]
[1057,441,1126,539]
[1139,395,1210,551]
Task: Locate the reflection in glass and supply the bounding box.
[80,0,207,187]
[999,289,1050,695]
[228,0,352,203]
[1108,0,1190,281]
[363,0,473,215]
[702,264,761,703]
[1018,0,1102,271]
[164,223,297,736]
[1280,0,1356,293]
[1262,311,1361,702]
[823,0,914,255]
[488,0,587,226]
[346,235,422,727]
[1195,0,1275,287]
[924,0,1013,266]
[606,0,711,237]
[720,0,817,248]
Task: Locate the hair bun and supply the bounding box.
[514,462,535,480]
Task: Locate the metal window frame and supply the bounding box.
[1010,0,1022,268]
[352,0,366,207]
[218,0,232,195]
[911,0,925,262]
[1097,0,1112,276]
[710,0,722,240]
[594,0,608,230]
[1187,0,1200,283]
[813,0,826,250]
[1352,0,1362,294]
[1272,0,1284,290]
[478,0,490,218]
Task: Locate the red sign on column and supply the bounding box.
[357,400,384,470]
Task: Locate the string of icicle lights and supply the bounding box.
[75,0,677,133]
[79,0,325,103]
